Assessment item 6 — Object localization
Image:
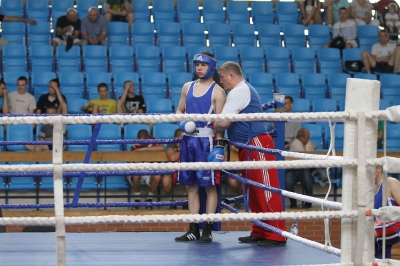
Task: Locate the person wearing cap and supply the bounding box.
[52,8,81,55]
[174,51,226,243]
[214,61,287,248]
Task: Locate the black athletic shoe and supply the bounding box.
[145,199,153,210]
[303,203,312,209]
[257,240,286,247]
[238,235,265,243]
[132,199,140,210]
[175,223,200,241]
[199,222,213,243]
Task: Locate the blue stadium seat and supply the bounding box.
[203,12,226,25]
[276,5,299,30]
[251,1,275,24]
[342,48,365,74]
[131,0,150,22]
[257,23,281,48]
[232,24,256,48]
[302,73,328,99]
[114,72,140,99]
[136,59,161,73]
[380,74,400,101]
[96,124,122,151]
[76,0,98,19]
[248,73,274,99]
[312,98,337,112]
[292,98,310,112]
[328,73,350,100]
[135,45,160,60]
[265,47,291,75]
[202,1,225,24]
[292,47,316,75]
[156,22,181,47]
[226,1,250,25]
[379,99,392,110]
[131,22,155,47]
[59,72,85,99]
[325,123,344,150]
[3,71,29,93]
[152,0,175,23]
[123,123,151,150]
[31,71,57,99]
[275,73,301,98]
[317,48,341,75]
[141,72,167,99]
[161,46,188,73]
[109,45,134,73]
[55,45,81,73]
[357,25,379,52]
[214,46,239,66]
[103,162,129,191]
[240,47,266,74]
[207,23,232,47]
[67,97,88,114]
[283,24,306,49]
[386,123,400,151]
[51,0,74,23]
[66,124,92,151]
[2,44,27,72]
[146,98,173,113]
[167,72,191,104]
[8,175,36,191]
[108,22,130,46]
[27,21,51,47]
[307,25,331,53]
[6,125,33,151]
[1,0,24,16]
[153,123,179,139]
[82,45,108,74]
[177,0,200,23]
[181,23,206,47]
[353,73,378,80]
[26,0,49,21]
[29,44,54,73]
[86,72,112,100]
[301,123,324,150]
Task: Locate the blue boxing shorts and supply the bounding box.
[177,128,220,187]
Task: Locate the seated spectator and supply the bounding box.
[378,120,384,149]
[52,8,81,55]
[323,0,350,28]
[36,79,68,114]
[385,3,400,34]
[285,128,316,209]
[81,7,108,47]
[164,128,184,209]
[24,106,57,152]
[324,7,358,49]
[350,0,380,26]
[0,80,9,114]
[361,30,400,74]
[104,0,134,27]
[117,81,145,114]
[300,0,323,26]
[81,83,116,114]
[0,12,37,54]
[128,129,164,209]
[3,76,35,114]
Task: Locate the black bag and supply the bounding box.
[329,36,346,50]
[345,60,364,72]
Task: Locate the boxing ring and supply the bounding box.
[0,78,399,266]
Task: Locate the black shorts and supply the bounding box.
[111,15,127,22]
[372,62,394,73]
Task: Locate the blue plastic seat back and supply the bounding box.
[6,125,34,151]
[153,123,180,139]
[66,124,92,151]
[96,124,122,151]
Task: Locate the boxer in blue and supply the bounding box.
[174,52,226,243]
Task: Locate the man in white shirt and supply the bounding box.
[324,7,357,49]
[361,30,400,74]
[3,76,36,114]
[285,128,315,209]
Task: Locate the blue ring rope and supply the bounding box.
[0,138,181,146]
[0,171,175,177]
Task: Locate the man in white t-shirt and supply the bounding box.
[285,128,316,209]
[3,76,36,114]
[361,30,400,74]
[324,7,357,49]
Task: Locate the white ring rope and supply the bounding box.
[281,191,342,210]
[280,151,343,161]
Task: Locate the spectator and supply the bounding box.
[0,80,9,114]
[36,79,68,115]
[81,7,108,47]
[116,80,145,114]
[300,0,323,26]
[361,30,400,74]
[385,3,400,34]
[324,7,358,49]
[128,129,164,210]
[350,0,380,26]
[52,8,81,55]
[24,106,58,152]
[164,128,184,209]
[271,96,302,150]
[4,76,35,114]
[323,0,350,28]
[81,83,116,114]
[285,128,316,209]
[104,0,134,27]
[0,13,37,54]
[377,120,384,149]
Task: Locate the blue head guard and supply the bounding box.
[193,54,217,79]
